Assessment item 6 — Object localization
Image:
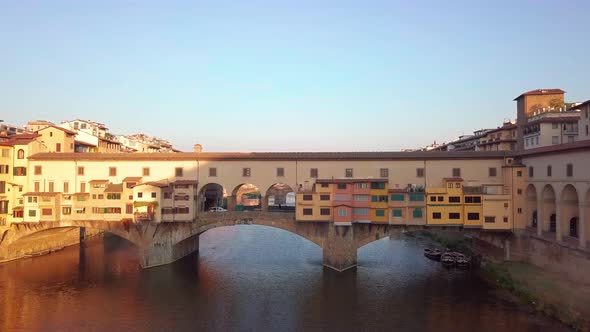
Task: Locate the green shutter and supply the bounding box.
[371,195,378,202]
[376,209,385,217]
[393,209,402,217]
[413,208,423,218]
[410,194,424,201]
[391,194,404,201]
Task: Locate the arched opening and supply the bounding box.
[232,183,261,211]
[17,149,24,159]
[526,184,538,229]
[265,183,295,212]
[199,183,227,211]
[541,184,556,236]
[560,184,579,241]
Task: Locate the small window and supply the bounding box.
[392,209,402,217]
[337,183,347,190]
[34,165,42,175]
[303,194,313,201]
[452,168,461,177]
[449,212,461,219]
[504,202,509,208]
[547,165,552,177]
[151,192,157,198]
[63,182,69,193]
[338,209,348,217]
[320,194,330,201]
[375,209,385,217]
[455,183,461,188]
[109,167,117,177]
[28,210,37,217]
[437,196,444,202]
[42,208,52,216]
[416,168,425,178]
[345,168,353,178]
[242,168,250,177]
[517,189,522,195]
[467,213,479,220]
[209,168,217,177]
[391,194,404,201]
[310,168,318,178]
[429,196,436,202]
[138,192,143,198]
[303,208,313,216]
[448,196,460,203]
[447,183,453,188]
[566,164,573,177]
[528,166,534,178]
[62,207,72,215]
[380,168,389,178]
[484,216,496,223]
[503,216,509,223]
[321,183,329,188]
[143,167,150,176]
[17,149,24,159]
[517,208,522,214]
[432,212,442,219]
[489,168,497,177]
[517,170,522,177]
[275,167,284,177]
[320,208,330,216]
[78,166,85,176]
[176,167,184,177]
[412,208,422,218]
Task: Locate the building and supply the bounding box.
[59,119,122,153]
[477,122,517,151]
[26,120,54,133]
[117,134,177,153]
[570,100,590,142]
[35,125,76,153]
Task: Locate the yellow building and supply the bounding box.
[36,126,76,153]
[426,178,465,226]
[370,180,389,223]
[0,146,10,227]
[295,182,333,222]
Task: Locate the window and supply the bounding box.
[370,182,385,190]
[17,149,24,159]
[464,213,478,221]
[176,207,189,214]
[109,167,117,177]
[437,196,444,202]
[392,209,402,217]
[449,213,461,219]
[353,208,369,216]
[34,165,42,175]
[547,165,552,177]
[320,194,330,201]
[320,208,330,216]
[310,168,318,178]
[504,203,509,208]
[80,182,86,193]
[107,193,121,200]
[552,123,558,129]
[0,165,8,174]
[432,212,441,219]
[409,193,424,201]
[138,192,143,198]
[517,189,522,195]
[535,136,539,145]
[48,181,54,192]
[355,183,368,189]
[334,194,349,201]
[552,136,559,145]
[566,164,573,177]
[464,196,481,204]
[34,182,40,192]
[452,168,461,177]
[586,125,589,136]
[489,168,497,177]
[517,170,522,177]
[276,167,284,177]
[126,204,133,214]
[337,183,347,190]
[345,168,353,178]
[375,209,385,217]
[28,210,37,217]
[27,196,38,203]
[354,195,369,201]
[484,216,496,223]
[176,167,184,177]
[528,166,534,177]
[164,192,172,199]
[303,208,313,216]
[517,208,522,214]
[429,196,436,202]
[1,149,8,158]
[303,194,313,201]
[63,182,69,193]
[98,194,104,199]
[391,194,404,201]
[447,183,453,188]
[56,143,61,152]
[321,183,329,188]
[448,196,460,203]
[416,168,425,178]
[42,208,52,216]
[338,209,347,217]
[380,168,389,178]
[143,167,150,176]
[242,168,250,177]
[455,183,461,188]
[412,208,423,218]
[151,192,157,198]
[78,166,85,176]
[503,216,509,223]
[0,181,4,194]
[62,207,72,215]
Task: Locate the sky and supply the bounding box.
[1,0,589,152]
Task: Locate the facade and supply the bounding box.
[571,100,590,142]
[477,122,517,151]
[522,111,580,149]
[36,126,76,153]
[117,134,177,153]
[26,120,54,133]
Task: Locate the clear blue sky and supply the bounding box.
[1,0,589,152]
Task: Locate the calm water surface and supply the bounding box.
[0,225,570,332]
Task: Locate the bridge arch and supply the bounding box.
[199,182,227,211]
[560,184,579,239]
[541,184,557,234]
[526,184,538,229]
[265,183,295,212]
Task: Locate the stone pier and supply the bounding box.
[323,224,357,271]
[139,234,200,268]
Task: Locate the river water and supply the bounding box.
[0,225,570,332]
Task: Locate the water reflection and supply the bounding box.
[0,225,570,332]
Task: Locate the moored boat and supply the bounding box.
[440,252,456,267]
[423,248,443,261]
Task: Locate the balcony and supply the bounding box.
[134,212,154,222]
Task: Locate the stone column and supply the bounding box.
[323,224,357,272]
[227,195,236,212]
[555,198,563,242]
[138,235,199,269]
[536,197,544,236]
[580,202,587,248]
[261,195,269,212]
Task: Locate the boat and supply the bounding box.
[440,252,456,267]
[423,248,442,261]
[456,255,471,268]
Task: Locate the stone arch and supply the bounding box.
[231,183,261,211]
[542,184,557,234]
[265,183,295,212]
[198,183,227,211]
[526,184,538,229]
[560,184,579,239]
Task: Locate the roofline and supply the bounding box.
[519,139,590,157]
[513,89,566,101]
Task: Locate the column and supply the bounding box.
[580,202,587,248]
[323,224,357,272]
[536,197,544,236]
[555,198,563,242]
[227,195,236,212]
[261,195,269,212]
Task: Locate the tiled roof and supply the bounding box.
[0,133,40,146]
[104,183,123,193]
[89,179,109,183]
[513,88,565,100]
[519,139,590,156]
[123,177,142,182]
[23,192,59,197]
[38,125,77,135]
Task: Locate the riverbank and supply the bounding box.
[409,230,589,331]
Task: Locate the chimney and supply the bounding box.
[193,144,203,153]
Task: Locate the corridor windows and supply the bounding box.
[276,167,284,177]
[310,168,318,178]
[242,168,251,177]
[566,164,573,177]
[416,168,425,178]
[109,167,117,177]
[209,167,217,177]
[547,165,552,177]
[175,167,184,177]
[452,168,461,177]
[488,168,497,177]
[345,168,353,178]
[380,168,389,178]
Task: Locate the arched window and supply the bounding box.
[17,149,25,159]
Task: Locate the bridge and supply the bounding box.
[0,212,510,271]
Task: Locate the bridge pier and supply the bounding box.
[323,224,357,272]
[139,234,200,268]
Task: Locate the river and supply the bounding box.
[0,225,570,331]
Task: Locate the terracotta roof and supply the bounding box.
[73,192,90,196]
[135,180,170,188]
[28,150,513,162]
[443,177,464,182]
[23,192,60,197]
[123,176,142,182]
[513,88,565,100]
[569,100,590,111]
[316,178,388,184]
[99,137,121,145]
[484,123,516,135]
[0,133,40,146]
[104,183,123,193]
[75,140,97,147]
[37,125,77,135]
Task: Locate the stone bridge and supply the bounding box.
[0,212,511,271]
